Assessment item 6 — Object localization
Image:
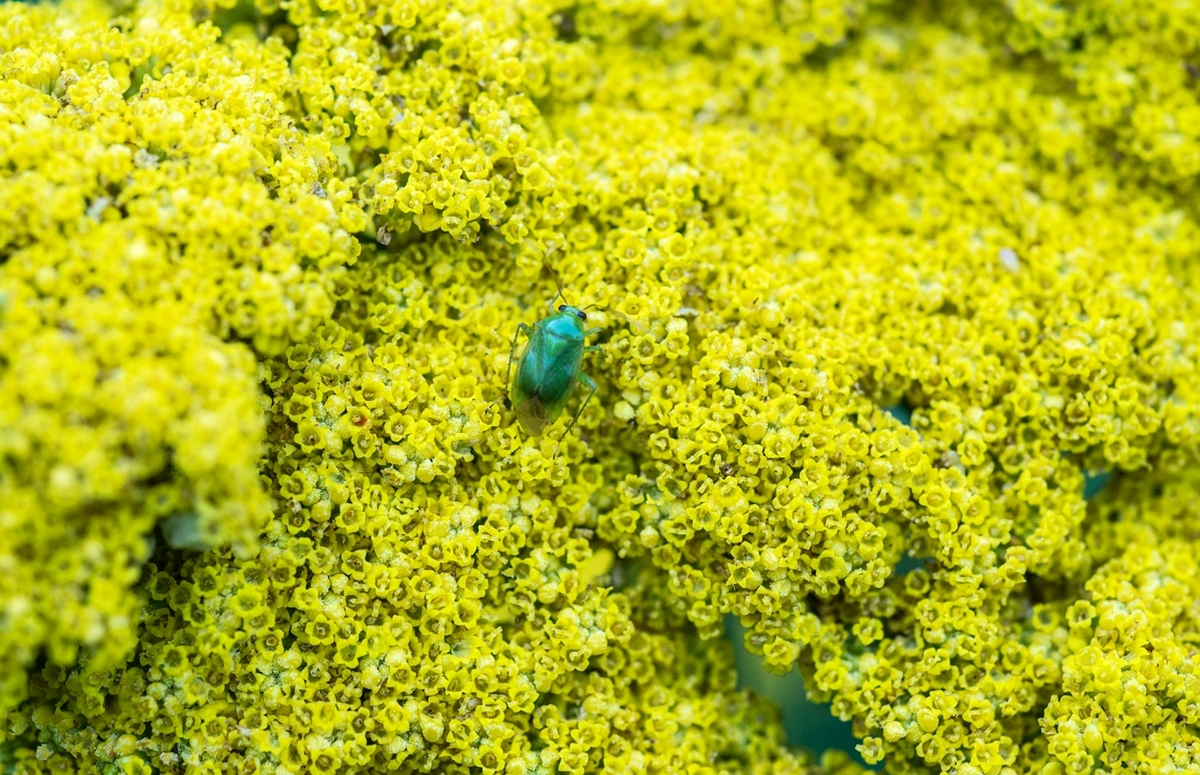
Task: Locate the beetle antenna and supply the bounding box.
[583,303,628,321]
[542,259,571,306]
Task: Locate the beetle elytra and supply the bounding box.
[505,285,603,443]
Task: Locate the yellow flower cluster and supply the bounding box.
[0,0,358,709]
[999,0,1200,188]
[1,0,1200,773]
[1042,539,1200,773]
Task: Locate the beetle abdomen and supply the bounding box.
[514,394,551,436]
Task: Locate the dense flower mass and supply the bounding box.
[1,0,1199,772]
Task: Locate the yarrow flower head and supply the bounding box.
[1,0,1200,773]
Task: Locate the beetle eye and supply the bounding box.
[558,304,566,311]
[577,310,587,320]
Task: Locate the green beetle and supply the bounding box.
[506,291,603,440]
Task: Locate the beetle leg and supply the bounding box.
[558,372,597,445]
[551,372,597,461]
[583,327,603,338]
[503,322,535,404]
